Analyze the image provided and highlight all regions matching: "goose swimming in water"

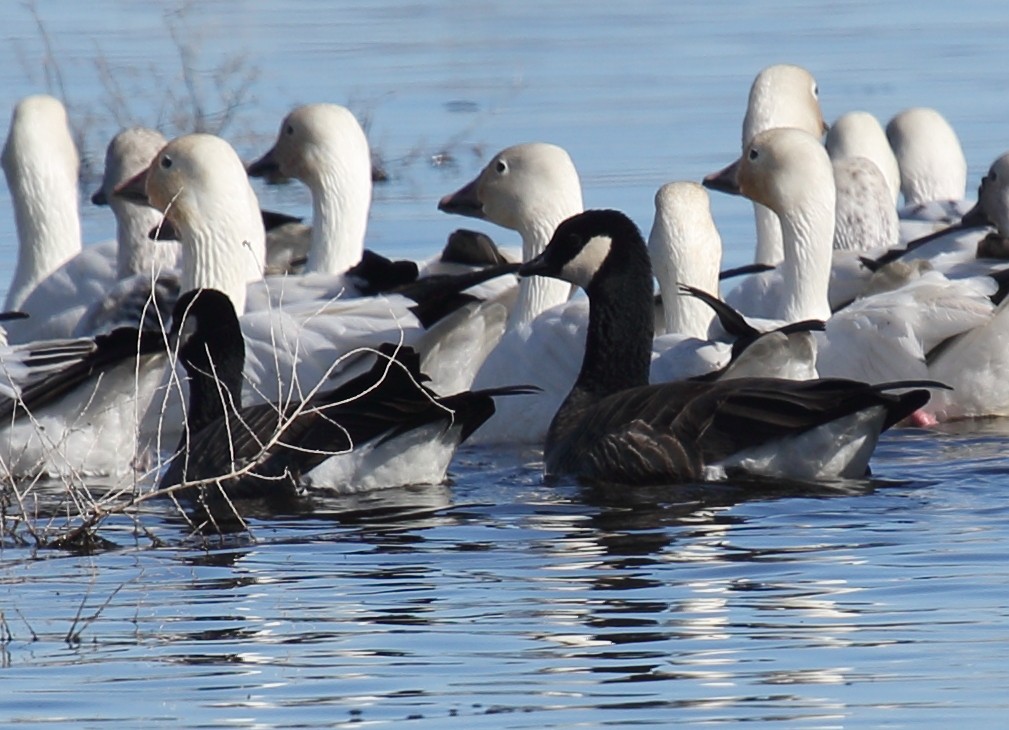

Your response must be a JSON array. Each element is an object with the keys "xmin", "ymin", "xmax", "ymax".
[
  {"xmin": 247, "ymin": 103, "xmax": 372, "ymax": 279},
  {"xmin": 707, "ymin": 127, "xmax": 1000, "ymax": 411},
  {"xmin": 825, "ymin": 111, "xmax": 901, "ymax": 206},
  {"xmin": 2, "ymin": 95, "xmax": 84, "ymax": 314},
  {"xmin": 887, "ymin": 107, "xmax": 968, "ymax": 211},
  {"xmin": 109, "ymin": 131, "xmax": 521, "ymax": 459},
  {"xmin": 736, "ymin": 64, "xmax": 827, "ymax": 266},
  {"xmin": 1, "ymin": 101, "xmax": 182, "ymax": 342},
  {"xmin": 158, "ymin": 288, "xmax": 534, "ymax": 521},
  {"xmin": 437, "ymin": 142, "xmax": 584, "ymax": 442},
  {"xmin": 518, "ymin": 209, "xmax": 933, "ymax": 485}
]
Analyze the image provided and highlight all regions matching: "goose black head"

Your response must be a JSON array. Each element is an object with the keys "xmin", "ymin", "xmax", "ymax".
[
  {"xmin": 519, "ymin": 209, "xmax": 648, "ymax": 291},
  {"xmin": 170, "ymin": 289, "xmax": 244, "ymax": 373}
]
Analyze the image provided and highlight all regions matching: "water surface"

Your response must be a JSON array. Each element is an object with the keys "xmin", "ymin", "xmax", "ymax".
[{"xmin": 3, "ymin": 2, "xmax": 1009, "ymax": 728}]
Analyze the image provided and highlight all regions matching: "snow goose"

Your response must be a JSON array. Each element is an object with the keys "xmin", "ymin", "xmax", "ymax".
[
  {"xmin": 646, "ymin": 182, "xmax": 733, "ymax": 380},
  {"xmin": 887, "ymin": 107, "xmax": 968, "ymax": 209},
  {"xmin": 247, "ymin": 103, "xmax": 371, "ymax": 277},
  {"xmin": 245, "ymin": 103, "xmax": 511, "ymax": 309},
  {"xmin": 1, "ymin": 95, "xmax": 98, "ymax": 316},
  {"xmin": 518, "ymin": 209, "xmax": 932, "ymax": 485},
  {"xmin": 90, "ymin": 127, "xmax": 180, "ymax": 279},
  {"xmin": 887, "ymin": 106, "xmax": 974, "ymax": 243},
  {"xmin": 735, "ymin": 64, "xmax": 827, "ymax": 265},
  {"xmin": 709, "ymin": 127, "xmax": 997, "ymax": 391},
  {"xmin": 158, "ymin": 289, "xmax": 533, "ymax": 522},
  {"xmin": 437, "ymin": 142, "xmax": 584, "ymax": 443},
  {"xmin": 71, "ymin": 126, "xmax": 183, "ymax": 337},
  {"xmin": 717, "ymin": 153, "xmax": 899, "ymax": 314},
  {"xmin": 113, "ymin": 133, "xmax": 519, "ymax": 447},
  {"xmin": 707, "ymin": 127, "xmax": 836, "ymax": 323},
  {"xmin": 3, "ymin": 111, "xmax": 177, "ymax": 341},
  {"xmin": 825, "ymin": 111, "xmax": 901, "ymax": 205}
]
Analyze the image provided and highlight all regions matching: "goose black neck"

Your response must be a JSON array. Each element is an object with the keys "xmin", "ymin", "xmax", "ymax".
[
  {"xmin": 183, "ymin": 344, "xmax": 244, "ymax": 435},
  {"xmin": 576, "ymin": 237, "xmax": 654, "ymax": 398},
  {"xmin": 173, "ymin": 290, "xmax": 246, "ymax": 436}
]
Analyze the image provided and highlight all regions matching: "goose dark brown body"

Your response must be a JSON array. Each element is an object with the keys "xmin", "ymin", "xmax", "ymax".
[{"xmin": 520, "ymin": 209, "xmax": 935, "ymax": 486}]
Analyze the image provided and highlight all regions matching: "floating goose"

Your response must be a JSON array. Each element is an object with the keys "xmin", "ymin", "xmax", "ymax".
[
  {"xmin": 112, "ymin": 132, "xmax": 519, "ymax": 453},
  {"xmin": 518, "ymin": 208, "xmax": 933, "ymax": 485},
  {"xmin": 735, "ymin": 64, "xmax": 827, "ymax": 265},
  {"xmin": 248, "ymin": 103, "xmax": 372, "ymax": 277},
  {"xmin": 708, "ymin": 127, "xmax": 998, "ymax": 402},
  {"xmin": 1, "ymin": 101, "xmax": 181, "ymax": 343},
  {"xmin": 158, "ymin": 288, "xmax": 534, "ymax": 521},
  {"xmin": 437, "ymin": 142, "xmax": 586, "ymax": 442},
  {"xmin": 887, "ymin": 107, "xmax": 968, "ymax": 210},
  {"xmin": 825, "ymin": 110, "xmax": 901, "ymax": 205},
  {"xmin": 2, "ymin": 95, "xmax": 84, "ymax": 313}
]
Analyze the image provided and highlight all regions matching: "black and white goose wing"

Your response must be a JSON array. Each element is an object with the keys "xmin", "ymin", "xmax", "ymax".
[{"xmin": 548, "ymin": 379, "xmax": 932, "ymax": 486}]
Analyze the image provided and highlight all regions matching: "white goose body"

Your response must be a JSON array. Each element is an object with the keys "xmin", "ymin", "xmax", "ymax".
[
  {"xmin": 438, "ymin": 143, "xmax": 582, "ymax": 444},
  {"xmin": 0, "ymin": 340, "xmax": 166, "ymax": 479}
]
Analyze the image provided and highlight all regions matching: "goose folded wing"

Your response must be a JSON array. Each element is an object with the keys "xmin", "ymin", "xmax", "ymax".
[
  {"xmin": 676, "ymin": 378, "xmax": 928, "ymax": 463},
  {"xmin": 553, "ymin": 379, "xmax": 929, "ymax": 485},
  {"xmin": 0, "ymin": 328, "xmax": 165, "ymax": 421}
]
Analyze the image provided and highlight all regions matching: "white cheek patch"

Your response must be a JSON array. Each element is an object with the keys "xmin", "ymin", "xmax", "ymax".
[{"xmin": 561, "ymin": 234, "xmax": 612, "ymax": 289}]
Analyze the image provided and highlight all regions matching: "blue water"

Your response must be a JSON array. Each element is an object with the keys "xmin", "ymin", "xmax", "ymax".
[{"xmin": 3, "ymin": 1, "xmax": 1009, "ymax": 727}]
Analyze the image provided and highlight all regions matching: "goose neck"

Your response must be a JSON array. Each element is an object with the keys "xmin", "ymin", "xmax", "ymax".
[
  {"xmin": 778, "ymin": 203, "xmax": 833, "ymax": 322},
  {"xmin": 753, "ymin": 202, "xmax": 784, "ymax": 265},
  {"xmin": 3, "ymin": 161, "xmax": 82, "ymax": 309},
  {"xmin": 114, "ymin": 201, "xmax": 179, "ymax": 278},
  {"xmin": 181, "ymin": 229, "xmax": 263, "ymax": 315},
  {"xmin": 306, "ymin": 166, "xmax": 369, "ymax": 275},
  {"xmin": 510, "ymin": 217, "xmax": 575, "ymax": 327},
  {"xmin": 573, "ymin": 261, "xmax": 654, "ymax": 400}
]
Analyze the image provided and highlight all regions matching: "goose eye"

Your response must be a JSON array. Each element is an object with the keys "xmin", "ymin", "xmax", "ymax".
[
  {"xmin": 812, "ymin": 83, "xmax": 819, "ymax": 98},
  {"xmin": 285, "ymin": 124, "xmax": 294, "ymax": 136},
  {"xmin": 495, "ymin": 159, "xmax": 507, "ymax": 174},
  {"xmin": 160, "ymin": 156, "xmax": 173, "ymax": 169},
  {"xmin": 991, "ymin": 171, "xmax": 999, "ymax": 182},
  {"xmin": 748, "ymin": 148, "xmax": 759, "ymax": 161}
]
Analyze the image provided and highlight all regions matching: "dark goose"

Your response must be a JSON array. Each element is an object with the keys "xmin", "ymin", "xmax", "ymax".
[
  {"xmin": 518, "ymin": 209, "xmax": 936, "ymax": 486},
  {"xmin": 158, "ymin": 289, "xmax": 535, "ymax": 519}
]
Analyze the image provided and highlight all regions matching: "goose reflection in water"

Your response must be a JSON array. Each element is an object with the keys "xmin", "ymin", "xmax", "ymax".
[{"xmin": 504, "ymin": 477, "xmax": 887, "ymax": 696}]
